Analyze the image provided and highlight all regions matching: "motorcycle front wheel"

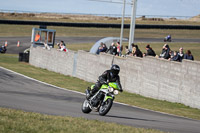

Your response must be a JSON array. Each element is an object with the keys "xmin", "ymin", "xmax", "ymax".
[
  {"xmin": 99, "ymin": 98, "xmax": 113, "ymax": 116},
  {"xmin": 82, "ymin": 99, "xmax": 92, "ymax": 113}
]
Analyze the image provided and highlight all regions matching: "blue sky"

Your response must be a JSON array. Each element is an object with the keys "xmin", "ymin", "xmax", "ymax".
[{"xmin": 0, "ymin": 0, "xmax": 200, "ymax": 17}]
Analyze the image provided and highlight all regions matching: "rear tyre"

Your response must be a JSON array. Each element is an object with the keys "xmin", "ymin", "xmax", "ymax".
[
  {"xmin": 82, "ymin": 99, "xmax": 92, "ymax": 113},
  {"xmin": 99, "ymin": 98, "xmax": 113, "ymax": 116}
]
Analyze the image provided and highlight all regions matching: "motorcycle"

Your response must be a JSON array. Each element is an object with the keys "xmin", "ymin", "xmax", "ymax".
[
  {"xmin": 81, "ymin": 82, "xmax": 120, "ymax": 116},
  {"xmin": 0, "ymin": 46, "xmax": 7, "ymax": 53},
  {"xmin": 164, "ymin": 36, "xmax": 172, "ymax": 42}
]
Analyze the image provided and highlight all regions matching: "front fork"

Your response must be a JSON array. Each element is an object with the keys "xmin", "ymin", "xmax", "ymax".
[{"xmin": 103, "ymin": 94, "xmax": 115, "ymax": 102}]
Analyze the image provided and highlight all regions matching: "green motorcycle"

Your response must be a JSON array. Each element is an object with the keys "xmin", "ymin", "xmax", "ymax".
[{"xmin": 82, "ymin": 82, "xmax": 120, "ymax": 116}]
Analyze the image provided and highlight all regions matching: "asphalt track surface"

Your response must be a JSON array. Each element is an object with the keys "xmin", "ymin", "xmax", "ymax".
[
  {"xmin": 1, "ymin": 67, "xmax": 200, "ymax": 133},
  {"xmin": 0, "ymin": 36, "xmax": 200, "ymax": 54}
]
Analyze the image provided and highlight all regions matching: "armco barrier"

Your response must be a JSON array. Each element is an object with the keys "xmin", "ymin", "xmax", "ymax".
[{"xmin": 30, "ymin": 46, "xmax": 200, "ymax": 109}]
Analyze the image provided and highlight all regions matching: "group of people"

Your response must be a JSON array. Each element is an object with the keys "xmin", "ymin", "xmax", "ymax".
[
  {"xmin": 57, "ymin": 40, "xmax": 68, "ymax": 52},
  {"xmin": 97, "ymin": 41, "xmax": 123, "ymax": 56},
  {"xmin": 159, "ymin": 44, "xmax": 194, "ymax": 61},
  {"xmin": 98, "ymin": 41, "xmax": 194, "ymax": 62}
]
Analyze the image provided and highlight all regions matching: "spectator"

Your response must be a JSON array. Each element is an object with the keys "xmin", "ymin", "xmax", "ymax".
[
  {"xmin": 97, "ymin": 42, "xmax": 107, "ymax": 54},
  {"xmin": 132, "ymin": 45, "xmax": 143, "ymax": 58},
  {"xmin": 159, "ymin": 44, "xmax": 170, "ymax": 59},
  {"xmin": 116, "ymin": 41, "xmax": 123, "ymax": 56},
  {"xmin": 125, "ymin": 46, "xmax": 131, "ymax": 56},
  {"xmin": 106, "ymin": 42, "xmax": 117, "ymax": 55},
  {"xmin": 57, "ymin": 40, "xmax": 66, "ymax": 50},
  {"xmin": 169, "ymin": 51, "xmax": 180, "ymax": 62},
  {"xmin": 131, "ymin": 43, "xmax": 135, "ymax": 48},
  {"xmin": 178, "ymin": 47, "xmax": 184, "ymax": 62},
  {"xmin": 34, "ymin": 32, "xmax": 41, "ymax": 42},
  {"xmin": 102, "ymin": 43, "xmax": 107, "ymax": 52},
  {"xmin": 143, "ymin": 44, "xmax": 156, "ymax": 57},
  {"xmin": 60, "ymin": 40, "xmax": 66, "ymax": 46},
  {"xmin": 57, "ymin": 43, "xmax": 68, "ymax": 52},
  {"xmin": 130, "ymin": 43, "xmax": 136, "ymax": 53},
  {"xmin": 184, "ymin": 50, "xmax": 194, "ymax": 61},
  {"xmin": 57, "ymin": 42, "xmax": 61, "ymax": 49}
]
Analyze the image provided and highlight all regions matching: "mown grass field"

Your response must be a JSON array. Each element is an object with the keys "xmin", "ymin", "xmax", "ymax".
[
  {"xmin": 0, "ymin": 108, "xmax": 167, "ymax": 133},
  {"xmin": 1, "ymin": 24, "xmax": 200, "ymax": 39},
  {"xmin": 0, "ymin": 54, "xmax": 200, "ymax": 121}
]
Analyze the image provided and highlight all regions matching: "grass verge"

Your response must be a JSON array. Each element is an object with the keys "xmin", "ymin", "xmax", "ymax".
[
  {"xmin": 0, "ymin": 108, "xmax": 166, "ymax": 133},
  {"xmin": 0, "ymin": 54, "xmax": 200, "ymax": 120},
  {"xmin": 0, "ymin": 24, "xmax": 200, "ymax": 39}
]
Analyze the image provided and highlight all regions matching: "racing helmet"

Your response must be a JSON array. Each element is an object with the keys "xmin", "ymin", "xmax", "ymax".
[{"xmin": 111, "ymin": 64, "xmax": 120, "ymax": 76}]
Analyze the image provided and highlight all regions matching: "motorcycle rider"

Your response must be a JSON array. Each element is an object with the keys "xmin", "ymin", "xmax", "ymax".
[{"xmin": 87, "ymin": 64, "xmax": 123, "ymax": 99}]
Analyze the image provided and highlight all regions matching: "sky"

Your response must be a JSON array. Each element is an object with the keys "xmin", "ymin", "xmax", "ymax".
[{"xmin": 0, "ymin": 0, "xmax": 200, "ymax": 18}]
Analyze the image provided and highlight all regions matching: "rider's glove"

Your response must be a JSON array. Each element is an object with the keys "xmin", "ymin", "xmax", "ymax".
[{"xmin": 103, "ymin": 81, "xmax": 108, "ymax": 85}]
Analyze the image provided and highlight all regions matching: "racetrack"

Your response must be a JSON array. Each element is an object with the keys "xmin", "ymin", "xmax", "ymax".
[
  {"xmin": 0, "ymin": 67, "xmax": 200, "ymax": 133},
  {"xmin": 1, "ymin": 36, "xmax": 200, "ymax": 54}
]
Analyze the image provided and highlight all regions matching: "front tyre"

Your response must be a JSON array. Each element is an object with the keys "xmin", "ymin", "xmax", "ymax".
[
  {"xmin": 99, "ymin": 98, "xmax": 113, "ymax": 116},
  {"xmin": 82, "ymin": 99, "xmax": 92, "ymax": 113}
]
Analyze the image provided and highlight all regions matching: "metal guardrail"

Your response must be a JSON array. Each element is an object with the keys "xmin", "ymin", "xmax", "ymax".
[{"xmin": 0, "ymin": 19, "xmax": 200, "ymax": 29}]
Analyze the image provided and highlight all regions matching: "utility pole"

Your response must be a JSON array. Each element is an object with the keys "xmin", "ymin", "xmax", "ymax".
[
  {"xmin": 128, "ymin": 0, "xmax": 137, "ymax": 50},
  {"xmin": 119, "ymin": 0, "xmax": 126, "ymax": 56}
]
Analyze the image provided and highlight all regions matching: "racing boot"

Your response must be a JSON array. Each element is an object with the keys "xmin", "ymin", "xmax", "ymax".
[{"xmin": 86, "ymin": 87, "xmax": 94, "ymax": 100}]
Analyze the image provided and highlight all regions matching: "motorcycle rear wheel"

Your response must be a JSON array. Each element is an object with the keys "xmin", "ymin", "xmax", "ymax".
[
  {"xmin": 99, "ymin": 98, "xmax": 113, "ymax": 116},
  {"xmin": 82, "ymin": 99, "xmax": 92, "ymax": 113}
]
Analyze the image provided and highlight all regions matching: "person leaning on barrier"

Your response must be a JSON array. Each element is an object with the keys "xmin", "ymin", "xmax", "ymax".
[
  {"xmin": 159, "ymin": 44, "xmax": 170, "ymax": 59},
  {"xmin": 168, "ymin": 51, "xmax": 180, "ymax": 62},
  {"xmin": 106, "ymin": 42, "xmax": 117, "ymax": 55},
  {"xmin": 184, "ymin": 50, "xmax": 194, "ymax": 61},
  {"xmin": 178, "ymin": 47, "xmax": 184, "ymax": 62},
  {"xmin": 125, "ymin": 46, "xmax": 131, "ymax": 56},
  {"xmin": 132, "ymin": 45, "xmax": 143, "ymax": 58},
  {"xmin": 97, "ymin": 42, "xmax": 107, "ymax": 54},
  {"xmin": 143, "ymin": 44, "xmax": 156, "ymax": 57}
]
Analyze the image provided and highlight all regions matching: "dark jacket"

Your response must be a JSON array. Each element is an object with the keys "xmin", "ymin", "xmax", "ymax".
[
  {"xmin": 146, "ymin": 48, "xmax": 156, "ymax": 56},
  {"xmin": 184, "ymin": 54, "xmax": 194, "ymax": 60},
  {"xmin": 178, "ymin": 52, "xmax": 184, "ymax": 62},
  {"xmin": 98, "ymin": 70, "xmax": 122, "ymax": 91},
  {"xmin": 106, "ymin": 45, "xmax": 117, "ymax": 55},
  {"xmin": 133, "ymin": 49, "xmax": 143, "ymax": 57},
  {"xmin": 170, "ymin": 54, "xmax": 180, "ymax": 62},
  {"xmin": 160, "ymin": 48, "xmax": 170, "ymax": 59}
]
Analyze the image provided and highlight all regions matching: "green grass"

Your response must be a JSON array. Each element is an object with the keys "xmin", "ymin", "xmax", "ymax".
[
  {"xmin": 0, "ymin": 24, "xmax": 200, "ymax": 40},
  {"xmin": 0, "ymin": 54, "xmax": 200, "ymax": 120},
  {"xmin": 0, "ymin": 108, "xmax": 166, "ymax": 133}
]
